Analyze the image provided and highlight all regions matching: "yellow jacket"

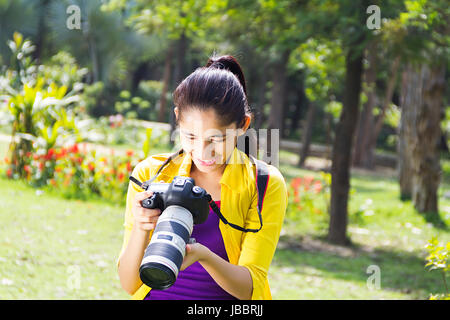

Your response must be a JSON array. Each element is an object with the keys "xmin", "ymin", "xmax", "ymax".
[{"xmin": 118, "ymin": 147, "xmax": 288, "ymax": 300}]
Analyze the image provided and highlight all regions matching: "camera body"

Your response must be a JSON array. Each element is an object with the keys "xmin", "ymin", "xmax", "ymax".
[
  {"xmin": 140, "ymin": 176, "xmax": 210, "ymax": 225},
  {"xmin": 131, "ymin": 175, "xmax": 211, "ymax": 290}
]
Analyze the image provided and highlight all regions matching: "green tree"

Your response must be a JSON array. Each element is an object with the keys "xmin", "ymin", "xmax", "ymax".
[{"xmin": 395, "ymin": 0, "xmax": 448, "ymax": 218}]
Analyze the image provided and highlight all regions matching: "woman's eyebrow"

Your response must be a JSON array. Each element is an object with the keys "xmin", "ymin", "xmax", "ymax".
[{"xmin": 181, "ymin": 129, "xmax": 226, "ymax": 138}]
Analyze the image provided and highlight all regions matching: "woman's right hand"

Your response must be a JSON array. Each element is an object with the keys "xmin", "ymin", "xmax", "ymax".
[{"xmin": 132, "ymin": 191, "xmax": 162, "ymax": 232}]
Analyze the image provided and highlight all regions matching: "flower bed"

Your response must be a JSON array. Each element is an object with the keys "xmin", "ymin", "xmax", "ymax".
[{"xmin": 1, "ymin": 142, "xmax": 141, "ymax": 204}]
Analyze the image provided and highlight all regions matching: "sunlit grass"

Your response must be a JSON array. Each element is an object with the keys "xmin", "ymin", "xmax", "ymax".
[{"xmin": 0, "ymin": 177, "xmax": 129, "ymax": 299}]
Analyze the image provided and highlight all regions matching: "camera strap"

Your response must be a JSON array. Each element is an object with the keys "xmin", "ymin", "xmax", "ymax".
[
  {"xmin": 207, "ymin": 155, "xmax": 269, "ymax": 233},
  {"xmin": 150, "ymin": 148, "xmax": 270, "ymax": 233},
  {"xmin": 144, "ymin": 148, "xmax": 185, "ymax": 186}
]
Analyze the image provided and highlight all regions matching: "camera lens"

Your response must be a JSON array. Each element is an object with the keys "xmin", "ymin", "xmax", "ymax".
[{"xmin": 139, "ymin": 205, "xmax": 193, "ymax": 290}]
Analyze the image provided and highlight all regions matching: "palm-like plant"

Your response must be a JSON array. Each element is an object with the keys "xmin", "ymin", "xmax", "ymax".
[{"xmin": 2, "ymin": 33, "xmax": 82, "ymax": 179}]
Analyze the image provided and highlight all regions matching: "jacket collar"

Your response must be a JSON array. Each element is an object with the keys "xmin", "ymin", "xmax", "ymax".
[{"xmin": 170, "ymin": 146, "xmax": 251, "ymax": 194}]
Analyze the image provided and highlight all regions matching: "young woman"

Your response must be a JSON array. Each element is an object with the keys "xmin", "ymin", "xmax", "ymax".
[{"xmin": 117, "ymin": 55, "xmax": 288, "ymax": 300}]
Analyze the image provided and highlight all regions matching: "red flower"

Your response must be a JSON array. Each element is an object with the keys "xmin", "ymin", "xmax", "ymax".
[
  {"xmin": 291, "ymin": 177, "xmax": 302, "ymax": 190},
  {"xmin": 126, "ymin": 149, "xmax": 134, "ymax": 157},
  {"xmin": 313, "ymin": 181, "xmax": 323, "ymax": 194},
  {"xmin": 56, "ymin": 148, "xmax": 67, "ymax": 159},
  {"xmin": 88, "ymin": 163, "xmax": 95, "ymax": 172},
  {"xmin": 6, "ymin": 168, "xmax": 12, "ymax": 178},
  {"xmin": 24, "ymin": 165, "xmax": 31, "ymax": 174},
  {"xmin": 48, "ymin": 148, "xmax": 55, "ymax": 159},
  {"xmin": 69, "ymin": 144, "xmax": 79, "ymax": 154},
  {"xmin": 118, "ymin": 172, "xmax": 125, "ymax": 182}
]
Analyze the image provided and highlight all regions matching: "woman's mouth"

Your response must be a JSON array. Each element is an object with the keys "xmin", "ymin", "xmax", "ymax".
[{"xmin": 196, "ymin": 158, "xmax": 216, "ymax": 166}]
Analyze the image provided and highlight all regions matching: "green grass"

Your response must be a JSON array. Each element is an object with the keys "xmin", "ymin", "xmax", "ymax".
[
  {"xmin": 271, "ymin": 157, "xmax": 450, "ymax": 300},
  {"xmin": 0, "ymin": 177, "xmax": 129, "ymax": 299},
  {"xmin": 0, "ymin": 137, "xmax": 449, "ymax": 299}
]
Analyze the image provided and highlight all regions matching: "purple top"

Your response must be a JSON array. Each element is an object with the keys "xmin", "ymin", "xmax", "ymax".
[{"xmin": 145, "ymin": 201, "xmax": 238, "ymax": 300}]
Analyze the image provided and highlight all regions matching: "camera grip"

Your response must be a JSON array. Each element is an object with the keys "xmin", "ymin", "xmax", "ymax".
[{"xmin": 141, "ymin": 194, "xmax": 157, "ymax": 209}]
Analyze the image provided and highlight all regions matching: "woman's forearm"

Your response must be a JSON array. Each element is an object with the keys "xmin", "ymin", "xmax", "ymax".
[
  {"xmin": 199, "ymin": 248, "xmax": 253, "ymax": 300},
  {"xmin": 117, "ymin": 226, "xmax": 150, "ymax": 295}
]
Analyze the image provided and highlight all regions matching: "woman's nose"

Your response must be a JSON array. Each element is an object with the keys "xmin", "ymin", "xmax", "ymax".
[{"xmin": 196, "ymin": 140, "xmax": 215, "ymax": 159}]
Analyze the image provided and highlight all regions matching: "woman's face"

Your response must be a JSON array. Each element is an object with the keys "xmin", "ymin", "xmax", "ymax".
[{"xmin": 174, "ymin": 107, "xmax": 250, "ymax": 175}]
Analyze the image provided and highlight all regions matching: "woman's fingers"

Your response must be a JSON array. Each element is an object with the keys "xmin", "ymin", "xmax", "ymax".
[
  {"xmin": 132, "ymin": 190, "xmax": 162, "ymax": 232},
  {"xmin": 134, "ymin": 190, "xmax": 153, "ymax": 207}
]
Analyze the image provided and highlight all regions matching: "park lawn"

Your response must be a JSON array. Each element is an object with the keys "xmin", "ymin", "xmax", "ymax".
[
  {"xmin": 273, "ymin": 160, "xmax": 450, "ymax": 300},
  {"xmin": 0, "ymin": 177, "xmax": 129, "ymax": 299},
  {"xmin": 0, "ymin": 136, "xmax": 449, "ymax": 299}
]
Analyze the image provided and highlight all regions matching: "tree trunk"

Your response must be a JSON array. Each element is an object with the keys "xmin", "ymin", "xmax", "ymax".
[
  {"xmin": 353, "ymin": 41, "xmax": 377, "ymax": 169},
  {"xmin": 410, "ymin": 63, "xmax": 445, "ymax": 215},
  {"xmin": 290, "ymin": 76, "xmax": 307, "ymax": 135},
  {"xmin": 398, "ymin": 63, "xmax": 416, "ymax": 200},
  {"xmin": 327, "ymin": 44, "xmax": 364, "ymax": 246},
  {"xmin": 265, "ymin": 50, "xmax": 290, "ymax": 165},
  {"xmin": 158, "ymin": 44, "xmax": 173, "ymax": 122},
  {"xmin": 298, "ymin": 101, "xmax": 317, "ymax": 167}
]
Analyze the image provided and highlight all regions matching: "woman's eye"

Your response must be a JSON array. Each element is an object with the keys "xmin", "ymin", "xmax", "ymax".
[{"xmin": 211, "ymin": 138, "xmax": 225, "ymax": 143}]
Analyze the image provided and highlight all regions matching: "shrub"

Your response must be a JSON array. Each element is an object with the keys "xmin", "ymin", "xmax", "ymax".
[
  {"xmin": 425, "ymin": 237, "xmax": 450, "ymax": 300},
  {"xmin": 286, "ymin": 172, "xmax": 331, "ymax": 233}
]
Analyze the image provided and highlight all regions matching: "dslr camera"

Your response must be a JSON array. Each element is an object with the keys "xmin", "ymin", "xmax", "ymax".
[{"xmin": 129, "ymin": 175, "xmax": 210, "ymax": 290}]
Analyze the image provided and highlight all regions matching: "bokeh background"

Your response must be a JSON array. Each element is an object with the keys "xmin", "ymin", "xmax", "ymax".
[{"xmin": 0, "ymin": 0, "xmax": 449, "ymax": 299}]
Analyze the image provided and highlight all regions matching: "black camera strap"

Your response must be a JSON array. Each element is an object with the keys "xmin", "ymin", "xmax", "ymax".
[
  {"xmin": 147, "ymin": 148, "xmax": 270, "ymax": 233},
  {"xmin": 207, "ymin": 155, "xmax": 269, "ymax": 233}
]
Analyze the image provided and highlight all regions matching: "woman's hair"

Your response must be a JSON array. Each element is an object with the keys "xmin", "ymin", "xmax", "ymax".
[{"xmin": 173, "ymin": 55, "xmax": 252, "ymax": 129}]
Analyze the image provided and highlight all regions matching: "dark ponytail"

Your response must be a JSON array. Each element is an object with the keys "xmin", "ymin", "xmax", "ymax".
[{"xmin": 205, "ymin": 55, "xmax": 248, "ymax": 97}]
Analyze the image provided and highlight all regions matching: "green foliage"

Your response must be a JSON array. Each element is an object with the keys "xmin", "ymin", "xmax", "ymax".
[
  {"xmin": 425, "ymin": 237, "xmax": 450, "ymax": 299},
  {"xmin": 382, "ymin": 0, "xmax": 449, "ymax": 65},
  {"xmin": 324, "ymin": 101, "xmax": 343, "ymax": 122},
  {"xmin": 39, "ymin": 51, "xmax": 88, "ymax": 92},
  {"xmin": 291, "ymin": 39, "xmax": 345, "ymax": 104},
  {"xmin": 114, "ymin": 80, "xmax": 164, "ymax": 121},
  {"xmin": 2, "ymin": 33, "xmax": 83, "ymax": 179},
  {"xmin": 0, "ymin": 0, "xmax": 39, "ymax": 62}
]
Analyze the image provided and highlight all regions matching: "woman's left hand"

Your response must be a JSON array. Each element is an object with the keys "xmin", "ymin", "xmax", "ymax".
[{"xmin": 180, "ymin": 243, "xmax": 209, "ymax": 271}]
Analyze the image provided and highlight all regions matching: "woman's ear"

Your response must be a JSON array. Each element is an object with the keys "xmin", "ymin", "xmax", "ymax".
[
  {"xmin": 174, "ymin": 107, "xmax": 179, "ymax": 121},
  {"xmin": 240, "ymin": 115, "xmax": 251, "ymax": 133}
]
